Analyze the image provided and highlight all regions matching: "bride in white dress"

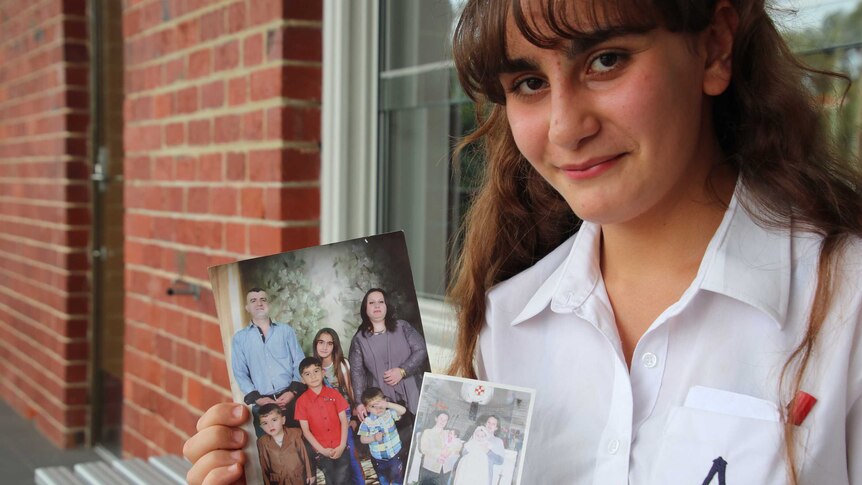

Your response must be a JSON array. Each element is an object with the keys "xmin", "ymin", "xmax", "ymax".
[{"xmin": 453, "ymin": 425, "xmax": 494, "ymax": 485}]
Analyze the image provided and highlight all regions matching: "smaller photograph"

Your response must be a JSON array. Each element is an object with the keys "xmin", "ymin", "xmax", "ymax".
[
  {"xmin": 404, "ymin": 374, "xmax": 535, "ymax": 485},
  {"xmin": 208, "ymin": 232, "xmax": 431, "ymax": 485}
]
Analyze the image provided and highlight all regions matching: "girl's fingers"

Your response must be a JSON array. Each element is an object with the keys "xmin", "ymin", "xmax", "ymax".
[
  {"xmin": 196, "ymin": 403, "xmax": 249, "ymax": 431},
  {"xmin": 183, "ymin": 424, "xmax": 247, "ymax": 464},
  {"xmin": 186, "ymin": 450, "xmax": 246, "ymax": 485}
]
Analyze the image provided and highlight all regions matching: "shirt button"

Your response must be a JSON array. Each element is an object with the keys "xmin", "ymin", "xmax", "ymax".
[
  {"xmin": 642, "ymin": 352, "xmax": 658, "ymax": 368},
  {"xmin": 607, "ymin": 439, "xmax": 620, "ymax": 454}
]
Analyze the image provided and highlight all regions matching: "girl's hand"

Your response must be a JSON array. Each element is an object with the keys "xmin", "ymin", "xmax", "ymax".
[{"xmin": 183, "ymin": 403, "xmax": 250, "ymax": 485}]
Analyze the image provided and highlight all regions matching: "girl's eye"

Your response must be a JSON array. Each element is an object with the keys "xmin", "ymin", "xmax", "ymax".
[
  {"xmin": 511, "ymin": 76, "xmax": 547, "ymax": 96},
  {"xmin": 588, "ymin": 52, "xmax": 624, "ymax": 73}
]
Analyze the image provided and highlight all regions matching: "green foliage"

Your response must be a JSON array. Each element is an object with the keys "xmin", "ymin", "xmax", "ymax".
[
  {"xmin": 244, "ymin": 253, "xmax": 328, "ymax": 353},
  {"xmin": 783, "ymin": 1, "xmax": 862, "ymax": 158}
]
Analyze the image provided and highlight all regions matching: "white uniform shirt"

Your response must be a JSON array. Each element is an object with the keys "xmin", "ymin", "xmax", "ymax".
[{"xmin": 478, "ymin": 195, "xmax": 862, "ymax": 484}]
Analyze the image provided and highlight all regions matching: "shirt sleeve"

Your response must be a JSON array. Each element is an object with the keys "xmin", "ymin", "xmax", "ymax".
[
  {"xmin": 358, "ymin": 419, "xmax": 373, "ymax": 437},
  {"xmin": 398, "ymin": 320, "xmax": 428, "ymax": 376},
  {"xmin": 283, "ymin": 324, "xmax": 305, "ymax": 382},
  {"xmin": 231, "ymin": 331, "xmax": 256, "ymax": 395},
  {"xmin": 348, "ymin": 335, "xmax": 367, "ymax": 403},
  {"xmin": 293, "ymin": 394, "xmax": 308, "ymax": 421}
]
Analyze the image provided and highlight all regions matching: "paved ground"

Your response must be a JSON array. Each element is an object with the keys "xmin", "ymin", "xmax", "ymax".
[{"xmin": 0, "ymin": 400, "xmax": 102, "ymax": 485}]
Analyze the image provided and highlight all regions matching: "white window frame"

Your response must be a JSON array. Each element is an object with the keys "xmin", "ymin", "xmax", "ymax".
[{"xmin": 322, "ymin": 0, "xmax": 456, "ymax": 372}]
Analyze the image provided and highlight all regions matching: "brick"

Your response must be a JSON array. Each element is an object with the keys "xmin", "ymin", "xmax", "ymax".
[
  {"xmin": 249, "ymin": 66, "xmax": 279, "ymax": 101},
  {"xmin": 248, "ymin": 224, "xmax": 282, "ymax": 255},
  {"xmin": 242, "ymin": 33, "xmax": 263, "ymax": 67},
  {"xmin": 175, "ymin": 86, "xmax": 198, "ymax": 114},
  {"xmin": 225, "ymin": 152, "xmax": 246, "ymax": 181},
  {"xmin": 266, "ymin": 187, "xmax": 320, "ymax": 221},
  {"xmin": 225, "ymin": 223, "xmax": 247, "ymax": 254},
  {"xmin": 226, "ymin": 2, "xmax": 246, "ymax": 34},
  {"xmin": 282, "ymin": 65, "xmax": 322, "ymax": 101},
  {"xmin": 175, "ymin": 156, "xmax": 196, "ymax": 180},
  {"xmin": 240, "ymin": 187, "xmax": 264, "ymax": 218},
  {"xmin": 187, "ymin": 187, "xmax": 209, "ymax": 213},
  {"xmin": 187, "ymin": 119, "xmax": 211, "ymax": 145},
  {"xmin": 214, "ymin": 39, "xmax": 239, "ymax": 71},
  {"xmin": 209, "ymin": 187, "xmax": 237, "ymax": 216},
  {"xmin": 268, "ymin": 106, "xmax": 320, "ymax": 143},
  {"xmin": 153, "ymin": 156, "xmax": 174, "ymax": 180},
  {"xmin": 242, "ymin": 110, "xmax": 264, "ymax": 140},
  {"xmin": 153, "ymin": 93, "xmax": 173, "ymax": 118},
  {"xmin": 282, "ymin": 27, "xmax": 321, "ymax": 62},
  {"xmin": 201, "ymin": 79, "xmax": 225, "ymax": 109},
  {"xmin": 227, "ymin": 77, "xmax": 246, "ymax": 106},
  {"xmin": 198, "ymin": 153, "xmax": 222, "ymax": 181},
  {"xmin": 199, "ymin": 8, "xmax": 225, "ymax": 42},
  {"xmin": 213, "ymin": 114, "xmax": 241, "ymax": 143},
  {"xmin": 164, "ymin": 122, "xmax": 185, "ymax": 146},
  {"xmin": 284, "ymin": 0, "xmax": 322, "ymax": 21},
  {"xmin": 188, "ymin": 48, "xmax": 211, "ymax": 79},
  {"xmin": 164, "ymin": 57, "xmax": 185, "ymax": 84}
]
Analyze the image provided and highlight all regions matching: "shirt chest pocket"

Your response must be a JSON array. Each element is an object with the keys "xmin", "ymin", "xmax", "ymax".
[
  {"xmin": 266, "ymin": 340, "xmax": 292, "ymax": 360},
  {"xmin": 651, "ymin": 393, "xmax": 808, "ymax": 484}
]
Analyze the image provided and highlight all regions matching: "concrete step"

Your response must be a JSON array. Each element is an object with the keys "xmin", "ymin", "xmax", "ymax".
[{"xmin": 35, "ymin": 454, "xmax": 191, "ymax": 485}]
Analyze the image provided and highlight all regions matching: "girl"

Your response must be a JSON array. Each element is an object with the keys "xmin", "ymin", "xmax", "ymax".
[
  {"xmin": 313, "ymin": 328, "xmax": 365, "ymax": 484},
  {"xmin": 183, "ymin": 1, "xmax": 862, "ymax": 483}
]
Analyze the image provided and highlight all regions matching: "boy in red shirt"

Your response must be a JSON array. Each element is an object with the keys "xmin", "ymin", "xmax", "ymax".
[{"xmin": 293, "ymin": 357, "xmax": 351, "ymax": 484}]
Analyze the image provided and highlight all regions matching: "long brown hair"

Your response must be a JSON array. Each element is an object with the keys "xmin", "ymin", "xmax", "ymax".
[
  {"xmin": 446, "ymin": 0, "xmax": 862, "ymax": 482},
  {"xmin": 313, "ymin": 327, "xmax": 354, "ymax": 404}
]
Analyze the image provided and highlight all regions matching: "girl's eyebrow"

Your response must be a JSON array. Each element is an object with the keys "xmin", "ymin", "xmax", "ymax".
[{"xmin": 500, "ymin": 26, "xmax": 648, "ymax": 73}]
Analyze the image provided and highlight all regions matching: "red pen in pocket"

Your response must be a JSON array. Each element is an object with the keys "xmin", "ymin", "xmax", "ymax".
[{"xmin": 788, "ymin": 391, "xmax": 817, "ymax": 426}]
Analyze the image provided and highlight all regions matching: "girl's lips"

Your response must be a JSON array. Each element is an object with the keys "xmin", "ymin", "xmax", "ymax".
[{"xmin": 560, "ymin": 154, "xmax": 624, "ymax": 180}]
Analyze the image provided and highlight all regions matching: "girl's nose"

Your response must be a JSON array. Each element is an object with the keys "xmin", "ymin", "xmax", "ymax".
[{"xmin": 547, "ymin": 86, "xmax": 600, "ymax": 149}]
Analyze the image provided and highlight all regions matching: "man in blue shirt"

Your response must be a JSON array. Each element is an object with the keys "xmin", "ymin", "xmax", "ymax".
[{"xmin": 231, "ymin": 287, "xmax": 306, "ymax": 436}]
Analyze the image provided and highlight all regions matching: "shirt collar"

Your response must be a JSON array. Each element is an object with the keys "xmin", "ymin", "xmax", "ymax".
[{"xmin": 511, "ymin": 191, "xmax": 791, "ymax": 329}]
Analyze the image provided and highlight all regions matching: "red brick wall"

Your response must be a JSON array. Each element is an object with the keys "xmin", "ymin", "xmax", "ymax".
[
  {"xmin": 0, "ymin": 0, "xmax": 92, "ymax": 448},
  {"xmin": 121, "ymin": 0, "xmax": 322, "ymax": 457}
]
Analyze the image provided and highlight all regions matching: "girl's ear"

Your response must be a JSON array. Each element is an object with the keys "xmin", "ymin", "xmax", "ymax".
[{"xmin": 702, "ymin": 0, "xmax": 738, "ymax": 96}]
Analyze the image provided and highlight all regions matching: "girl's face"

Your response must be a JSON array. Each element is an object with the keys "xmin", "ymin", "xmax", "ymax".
[
  {"xmin": 366, "ymin": 291, "xmax": 387, "ymax": 323},
  {"xmin": 435, "ymin": 413, "xmax": 449, "ymax": 428},
  {"xmin": 499, "ymin": 4, "xmax": 733, "ymax": 228},
  {"xmin": 315, "ymin": 333, "xmax": 335, "ymax": 360}
]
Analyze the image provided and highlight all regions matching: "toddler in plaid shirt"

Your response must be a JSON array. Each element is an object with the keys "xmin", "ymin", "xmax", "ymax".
[{"xmin": 358, "ymin": 387, "xmax": 407, "ymax": 485}]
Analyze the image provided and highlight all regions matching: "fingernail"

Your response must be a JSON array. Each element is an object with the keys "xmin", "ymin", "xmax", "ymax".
[
  {"xmin": 232, "ymin": 405, "xmax": 243, "ymax": 418},
  {"xmin": 232, "ymin": 429, "xmax": 244, "ymax": 443},
  {"xmin": 230, "ymin": 450, "xmax": 243, "ymax": 460}
]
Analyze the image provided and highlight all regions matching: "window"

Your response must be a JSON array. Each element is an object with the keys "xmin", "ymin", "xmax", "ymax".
[{"xmin": 322, "ymin": 0, "xmax": 474, "ymax": 368}]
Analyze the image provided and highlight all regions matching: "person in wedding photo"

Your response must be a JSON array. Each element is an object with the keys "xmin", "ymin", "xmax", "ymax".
[
  {"xmin": 417, "ymin": 411, "xmax": 450, "ymax": 485},
  {"xmin": 452, "ymin": 425, "xmax": 501, "ymax": 485}
]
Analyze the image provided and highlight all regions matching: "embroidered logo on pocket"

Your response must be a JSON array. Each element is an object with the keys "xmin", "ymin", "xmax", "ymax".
[{"xmin": 701, "ymin": 456, "xmax": 727, "ymax": 485}]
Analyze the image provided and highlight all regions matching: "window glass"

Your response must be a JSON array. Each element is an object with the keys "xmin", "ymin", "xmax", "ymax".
[
  {"xmin": 378, "ymin": 0, "xmax": 477, "ymax": 299},
  {"xmin": 776, "ymin": 0, "xmax": 862, "ymax": 157}
]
